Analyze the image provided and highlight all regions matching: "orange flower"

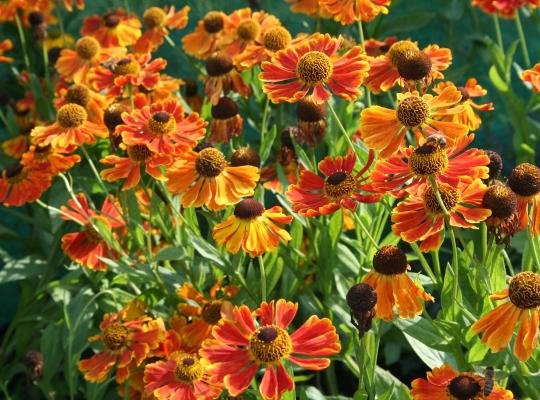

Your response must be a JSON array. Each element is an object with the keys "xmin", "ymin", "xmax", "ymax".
[
  {"xmin": 182, "ymin": 11, "xmax": 228, "ymax": 59},
  {"xmin": 2, "ymin": 125, "xmax": 33, "ymax": 159},
  {"xmin": 365, "ymin": 40, "xmax": 451, "ymax": 93},
  {"xmin": 209, "ymin": 97, "xmax": 243, "ymax": 143},
  {"xmin": 471, "ymin": 271, "xmax": 540, "ymax": 362},
  {"xmin": 176, "ymin": 281, "xmax": 238, "ymax": 349},
  {"xmin": 392, "ymin": 179, "xmax": 491, "ymax": 251},
  {"xmin": 118, "ymin": 100, "xmax": 206, "ymax": 155},
  {"xmin": 433, "ymin": 79, "xmax": 493, "ymax": 131},
  {"xmin": 411, "ymin": 364, "xmax": 514, "ymax": 399},
  {"xmin": 132, "ymin": 6, "xmax": 190, "ymax": 54},
  {"xmin": 62, "ymin": 0, "xmax": 84, "ymax": 12},
  {"xmin": 0, "ymin": 162, "xmax": 52, "ymax": 207},
  {"xmin": 213, "ymin": 199, "xmax": 293, "ymax": 257},
  {"xmin": 359, "ymin": 86, "xmax": 468, "ymax": 158},
  {"xmin": 78, "ymin": 309, "xmax": 165, "ymax": 383},
  {"xmin": 472, "ymin": 0, "xmax": 540, "ymax": 18},
  {"xmin": 260, "ymin": 33, "xmax": 369, "ymax": 103},
  {"xmin": 363, "ymin": 245, "xmax": 434, "ymax": 321},
  {"xmin": 319, "ymin": 0, "xmax": 391, "ymax": 24},
  {"xmin": 31, "ymin": 103, "xmax": 108, "ymax": 148},
  {"xmin": 370, "ymin": 134, "xmax": 489, "ymax": 197},
  {"xmin": 522, "ymin": 63, "xmax": 540, "ymax": 92},
  {"xmin": 81, "ymin": 9, "xmax": 142, "ymax": 47},
  {"xmin": 0, "ymin": 39, "xmax": 13, "ymax": 63},
  {"xmin": 201, "ymin": 299, "xmax": 341, "ymax": 399},
  {"xmin": 55, "ymin": 36, "xmax": 125, "ymax": 84},
  {"xmin": 364, "ymin": 36, "xmax": 398, "ymax": 57},
  {"xmin": 21, "ymin": 144, "xmax": 80, "ymax": 176},
  {"xmin": 284, "ymin": 0, "xmax": 332, "ymax": 17},
  {"xmin": 507, "ymin": 163, "xmax": 540, "ymax": 235},
  {"xmin": 286, "ymin": 152, "xmax": 380, "ymax": 217},
  {"xmin": 54, "ymin": 83, "xmax": 108, "ymax": 124},
  {"xmin": 261, "ymin": 160, "xmax": 298, "ymax": 194},
  {"xmin": 60, "ymin": 193, "xmax": 125, "ymax": 271},
  {"xmin": 204, "ymin": 52, "xmax": 250, "ymax": 105},
  {"xmin": 165, "ymin": 147, "xmax": 259, "ymax": 211}
]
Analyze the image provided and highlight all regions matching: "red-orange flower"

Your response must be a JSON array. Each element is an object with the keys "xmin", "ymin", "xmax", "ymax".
[
  {"xmin": 286, "ymin": 151, "xmax": 380, "ymax": 217},
  {"xmin": 78, "ymin": 310, "xmax": 165, "ymax": 383},
  {"xmin": 0, "ymin": 39, "xmax": 13, "ymax": 63},
  {"xmin": 392, "ymin": 179, "xmax": 491, "ymax": 251},
  {"xmin": 204, "ymin": 52, "xmax": 250, "ymax": 105},
  {"xmin": 370, "ymin": 134, "xmax": 489, "ymax": 197},
  {"xmin": 364, "ymin": 36, "xmax": 398, "ymax": 57},
  {"xmin": 363, "ymin": 245, "xmax": 434, "ymax": 321},
  {"xmin": 209, "ymin": 97, "xmax": 243, "ymax": 143},
  {"xmin": 260, "ymin": 33, "xmax": 369, "ymax": 103},
  {"xmin": 60, "ymin": 193, "xmax": 125, "ymax": 271},
  {"xmin": 0, "ymin": 162, "xmax": 52, "ymax": 207},
  {"xmin": 319, "ymin": 0, "xmax": 391, "ymax": 24},
  {"xmin": 81, "ymin": 9, "xmax": 141, "ymax": 47},
  {"xmin": 54, "ymin": 83, "xmax": 108, "ymax": 124},
  {"xmin": 472, "ymin": 0, "xmax": 540, "ymax": 18},
  {"xmin": 359, "ymin": 86, "xmax": 468, "ymax": 158},
  {"xmin": 471, "ymin": 271, "xmax": 540, "ymax": 362},
  {"xmin": 506, "ymin": 163, "xmax": 540, "ymax": 235},
  {"xmin": 201, "ymin": 299, "xmax": 341, "ymax": 399},
  {"xmin": 182, "ymin": 11, "xmax": 228, "ymax": 59},
  {"xmin": 62, "ymin": 0, "xmax": 84, "ymax": 12},
  {"xmin": 411, "ymin": 364, "xmax": 514, "ymax": 399},
  {"xmin": 522, "ymin": 63, "xmax": 540, "ymax": 92},
  {"xmin": 21, "ymin": 144, "xmax": 80, "ymax": 176},
  {"xmin": 285, "ymin": 0, "xmax": 331, "ymax": 17},
  {"xmin": 118, "ymin": 100, "xmax": 206, "ymax": 155},
  {"xmin": 2, "ymin": 125, "xmax": 33, "ymax": 159}
]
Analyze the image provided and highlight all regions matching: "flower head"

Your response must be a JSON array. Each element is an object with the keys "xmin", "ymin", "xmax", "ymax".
[
  {"xmin": 0, "ymin": 162, "xmax": 52, "ymax": 207},
  {"xmin": 507, "ymin": 163, "xmax": 540, "ymax": 235},
  {"xmin": 319, "ymin": 0, "xmax": 391, "ymax": 24},
  {"xmin": 522, "ymin": 63, "xmax": 540, "ymax": 92},
  {"xmin": 0, "ymin": 39, "xmax": 13, "ymax": 64},
  {"xmin": 204, "ymin": 52, "xmax": 250, "ymax": 105},
  {"xmin": 81, "ymin": 9, "xmax": 142, "ymax": 47},
  {"xmin": 182, "ymin": 11, "xmax": 228, "ymax": 59},
  {"xmin": 472, "ymin": 0, "xmax": 540, "ymax": 18}
]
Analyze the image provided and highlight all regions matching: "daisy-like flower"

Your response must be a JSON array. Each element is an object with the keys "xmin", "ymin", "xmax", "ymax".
[
  {"xmin": 0, "ymin": 162, "xmax": 52, "ymax": 207},
  {"xmin": 209, "ymin": 97, "xmax": 243, "ymax": 143},
  {"xmin": 204, "ymin": 52, "xmax": 250, "ymax": 105},
  {"xmin": 363, "ymin": 245, "xmax": 433, "ymax": 321},
  {"xmin": 284, "ymin": 0, "xmax": 331, "ymax": 17},
  {"xmin": 89, "ymin": 53, "xmax": 167, "ymax": 100},
  {"xmin": 132, "ymin": 5, "xmax": 190, "ymax": 54},
  {"xmin": 176, "ymin": 281, "xmax": 238, "ymax": 349},
  {"xmin": 365, "ymin": 40, "xmax": 451, "ymax": 94},
  {"xmin": 364, "ymin": 36, "xmax": 398, "ymax": 57},
  {"xmin": 286, "ymin": 151, "xmax": 380, "ymax": 217},
  {"xmin": 78, "ymin": 310, "xmax": 165, "ymax": 383},
  {"xmin": 31, "ymin": 103, "xmax": 108, "ymax": 148},
  {"xmin": 213, "ymin": 198, "xmax": 293, "ymax": 257},
  {"xmin": 118, "ymin": 100, "xmax": 207, "ymax": 155},
  {"xmin": 60, "ymin": 193, "xmax": 125, "ymax": 271},
  {"xmin": 182, "ymin": 11, "xmax": 228, "ymax": 59},
  {"xmin": 507, "ymin": 163, "xmax": 540, "ymax": 235},
  {"xmin": 370, "ymin": 134, "xmax": 489, "ymax": 197},
  {"xmin": 411, "ymin": 364, "xmax": 514, "ymax": 399},
  {"xmin": 433, "ymin": 79, "xmax": 493, "ymax": 131},
  {"xmin": 201, "ymin": 299, "xmax": 341, "ymax": 399},
  {"xmin": 472, "ymin": 0, "xmax": 540, "ymax": 18},
  {"xmin": 144, "ymin": 351, "xmax": 222, "ymax": 400},
  {"xmin": 166, "ymin": 147, "xmax": 259, "ymax": 211},
  {"xmin": 2, "ymin": 125, "xmax": 33, "ymax": 159},
  {"xmin": 21, "ymin": 144, "xmax": 80, "ymax": 176},
  {"xmin": 0, "ymin": 39, "xmax": 13, "ymax": 63},
  {"xmin": 359, "ymin": 86, "xmax": 468, "ymax": 158},
  {"xmin": 471, "ymin": 271, "xmax": 540, "ymax": 361},
  {"xmin": 55, "ymin": 36, "xmax": 125, "ymax": 84},
  {"xmin": 260, "ymin": 33, "xmax": 369, "ymax": 103},
  {"xmin": 483, "ymin": 184, "xmax": 521, "ymax": 245},
  {"xmin": 62, "ymin": 0, "xmax": 84, "ymax": 12},
  {"xmin": 319, "ymin": 0, "xmax": 391, "ymax": 24},
  {"xmin": 522, "ymin": 63, "xmax": 540, "ymax": 92},
  {"xmin": 81, "ymin": 9, "xmax": 142, "ymax": 48},
  {"xmin": 392, "ymin": 179, "xmax": 491, "ymax": 251},
  {"xmin": 54, "ymin": 83, "xmax": 108, "ymax": 124},
  {"xmin": 295, "ymin": 96, "xmax": 328, "ymax": 147}
]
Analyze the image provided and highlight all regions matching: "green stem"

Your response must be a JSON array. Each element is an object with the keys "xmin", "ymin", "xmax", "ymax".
[
  {"xmin": 258, "ymin": 255, "xmax": 267, "ymax": 302},
  {"xmin": 14, "ymin": 13, "xmax": 31, "ymax": 71},
  {"xmin": 515, "ymin": 12, "xmax": 531, "ymax": 67},
  {"xmin": 260, "ymin": 96, "xmax": 270, "ymax": 149},
  {"xmin": 356, "ymin": 335, "xmax": 366, "ymax": 393},
  {"xmin": 357, "ymin": 20, "xmax": 372, "ymax": 107},
  {"xmin": 502, "ymin": 249, "xmax": 515, "ymax": 276},
  {"xmin": 352, "ymin": 210, "xmax": 379, "ymax": 250},
  {"xmin": 492, "ymin": 14, "xmax": 504, "ymax": 49},
  {"xmin": 54, "ymin": 6, "xmax": 68, "ymax": 48},
  {"xmin": 327, "ymin": 101, "xmax": 361, "ymax": 159},
  {"xmin": 127, "ymin": 83, "xmax": 135, "ymax": 110},
  {"xmin": 35, "ymin": 199, "xmax": 78, "ymax": 221},
  {"xmin": 369, "ymin": 324, "xmax": 381, "ymax": 400},
  {"xmin": 80, "ymin": 145, "xmax": 109, "ymax": 194},
  {"xmin": 431, "ymin": 250, "xmax": 442, "ymax": 284},
  {"xmin": 480, "ymin": 222, "xmax": 488, "ymax": 264},
  {"xmin": 410, "ymin": 243, "xmax": 438, "ymax": 286},
  {"xmin": 123, "ymin": 0, "xmax": 130, "ymax": 13},
  {"xmin": 527, "ymin": 226, "xmax": 540, "ymax": 271}
]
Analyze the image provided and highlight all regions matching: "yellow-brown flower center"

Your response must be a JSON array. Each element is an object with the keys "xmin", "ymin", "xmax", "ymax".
[
  {"xmin": 127, "ymin": 145, "xmax": 153, "ymax": 163},
  {"xmin": 447, "ymin": 375, "xmax": 481, "ymax": 400},
  {"xmin": 174, "ymin": 355, "xmax": 204, "ymax": 384},
  {"xmin": 4, "ymin": 163, "xmax": 28, "ymax": 185},
  {"xmin": 195, "ymin": 147, "xmax": 227, "ymax": 178},
  {"xmin": 347, "ymin": 283, "xmax": 377, "ymax": 313},
  {"xmin": 114, "ymin": 58, "xmax": 141, "ymax": 76},
  {"xmin": 324, "ymin": 172, "xmax": 355, "ymax": 199},
  {"xmin": 104, "ymin": 12, "xmax": 121, "ymax": 28},
  {"xmin": 397, "ymin": 96, "xmax": 430, "ymax": 128},
  {"xmin": 237, "ymin": 19, "xmax": 260, "ymax": 42},
  {"xmin": 296, "ymin": 51, "xmax": 333, "ymax": 85},
  {"xmin": 297, "ymin": 97, "xmax": 326, "ymax": 122},
  {"xmin": 386, "ymin": 40, "xmax": 420, "ymax": 69},
  {"xmin": 484, "ymin": 150, "xmax": 503, "ymax": 182},
  {"xmin": 234, "ymin": 198, "xmax": 265, "ymax": 219},
  {"xmin": 203, "ymin": 11, "xmax": 224, "ymax": 34},
  {"xmin": 34, "ymin": 144, "xmax": 52, "ymax": 159},
  {"xmin": 409, "ymin": 141, "xmax": 448, "ymax": 176},
  {"xmin": 102, "ymin": 322, "xmax": 128, "ymax": 351},
  {"xmin": 423, "ymin": 185, "xmax": 460, "ymax": 214},
  {"xmin": 507, "ymin": 163, "xmax": 540, "ymax": 198},
  {"xmin": 65, "ymin": 84, "xmax": 90, "ymax": 107},
  {"xmin": 143, "ymin": 7, "xmax": 166, "ymax": 29},
  {"xmin": 396, "ymin": 51, "xmax": 432, "ymax": 81},
  {"xmin": 57, "ymin": 103, "xmax": 88, "ymax": 129},
  {"xmin": 263, "ymin": 26, "xmax": 291, "ymax": 52},
  {"xmin": 508, "ymin": 271, "xmax": 540, "ymax": 309},
  {"xmin": 248, "ymin": 325, "xmax": 292, "ymax": 364},
  {"xmin": 373, "ymin": 245, "xmax": 408, "ymax": 275},
  {"xmin": 211, "ymin": 97, "xmax": 238, "ymax": 120},
  {"xmin": 206, "ymin": 53, "xmax": 234, "ymax": 77},
  {"xmin": 231, "ymin": 147, "xmax": 261, "ymax": 167},
  {"xmin": 75, "ymin": 36, "xmax": 100, "ymax": 60},
  {"xmin": 201, "ymin": 300, "xmax": 223, "ymax": 325},
  {"xmin": 147, "ymin": 111, "xmax": 176, "ymax": 136},
  {"xmin": 82, "ymin": 222, "xmax": 103, "ymax": 245},
  {"xmin": 482, "ymin": 185, "xmax": 517, "ymax": 219}
]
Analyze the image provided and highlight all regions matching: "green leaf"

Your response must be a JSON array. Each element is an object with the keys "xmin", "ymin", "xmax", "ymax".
[
  {"xmin": 260, "ymin": 124, "xmax": 278, "ymax": 163},
  {"xmin": 154, "ymin": 246, "xmax": 187, "ymax": 261},
  {"xmin": 0, "ymin": 253, "xmax": 46, "ymax": 283},
  {"xmin": 489, "ymin": 65, "xmax": 509, "ymax": 92}
]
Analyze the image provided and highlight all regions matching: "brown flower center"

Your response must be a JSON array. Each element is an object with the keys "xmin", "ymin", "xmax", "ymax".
[
  {"xmin": 206, "ymin": 53, "xmax": 234, "ymax": 77},
  {"xmin": 263, "ymin": 26, "xmax": 291, "ymax": 51},
  {"xmin": 147, "ymin": 111, "xmax": 176, "ymax": 136},
  {"xmin": 211, "ymin": 97, "xmax": 238, "ymax": 120},
  {"xmin": 396, "ymin": 51, "xmax": 432, "ymax": 81},
  {"xmin": 373, "ymin": 245, "xmax": 408, "ymax": 275},
  {"xmin": 324, "ymin": 172, "xmax": 355, "ymax": 199},
  {"xmin": 347, "ymin": 283, "xmax": 377, "ymax": 312},
  {"xmin": 174, "ymin": 354, "xmax": 204, "ymax": 383},
  {"xmin": 203, "ymin": 11, "xmax": 224, "ymax": 34},
  {"xmin": 57, "ymin": 103, "xmax": 88, "ymax": 128},
  {"xmin": 127, "ymin": 145, "xmax": 153, "ymax": 163},
  {"xmin": 75, "ymin": 36, "xmax": 100, "ymax": 60},
  {"xmin": 104, "ymin": 13, "xmax": 121, "ymax": 28},
  {"xmin": 296, "ymin": 51, "xmax": 333, "ymax": 85},
  {"xmin": 423, "ymin": 184, "xmax": 460, "ymax": 214},
  {"xmin": 297, "ymin": 97, "xmax": 326, "ymax": 122},
  {"xmin": 507, "ymin": 163, "xmax": 540, "ymax": 198},
  {"xmin": 508, "ymin": 271, "xmax": 540, "ymax": 309},
  {"xmin": 409, "ymin": 141, "xmax": 448, "ymax": 176},
  {"xmin": 482, "ymin": 185, "xmax": 517, "ymax": 219},
  {"xmin": 397, "ymin": 96, "xmax": 430, "ymax": 128},
  {"xmin": 234, "ymin": 198, "xmax": 265, "ymax": 219},
  {"xmin": 4, "ymin": 163, "xmax": 27, "ymax": 184},
  {"xmin": 65, "ymin": 84, "xmax": 90, "ymax": 107},
  {"xmin": 448, "ymin": 375, "xmax": 481, "ymax": 400},
  {"xmin": 237, "ymin": 19, "xmax": 260, "ymax": 42},
  {"xmin": 386, "ymin": 40, "xmax": 420, "ymax": 69},
  {"xmin": 82, "ymin": 222, "xmax": 103, "ymax": 245},
  {"xmin": 114, "ymin": 58, "xmax": 141, "ymax": 76},
  {"xmin": 143, "ymin": 7, "xmax": 166, "ymax": 29},
  {"xmin": 102, "ymin": 322, "xmax": 128, "ymax": 351},
  {"xmin": 484, "ymin": 150, "xmax": 502, "ymax": 182},
  {"xmin": 201, "ymin": 300, "xmax": 223, "ymax": 325},
  {"xmin": 104, "ymin": 103, "xmax": 129, "ymax": 132},
  {"xmin": 231, "ymin": 147, "xmax": 261, "ymax": 167},
  {"xmin": 248, "ymin": 325, "xmax": 292, "ymax": 363},
  {"xmin": 195, "ymin": 147, "xmax": 227, "ymax": 178}
]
